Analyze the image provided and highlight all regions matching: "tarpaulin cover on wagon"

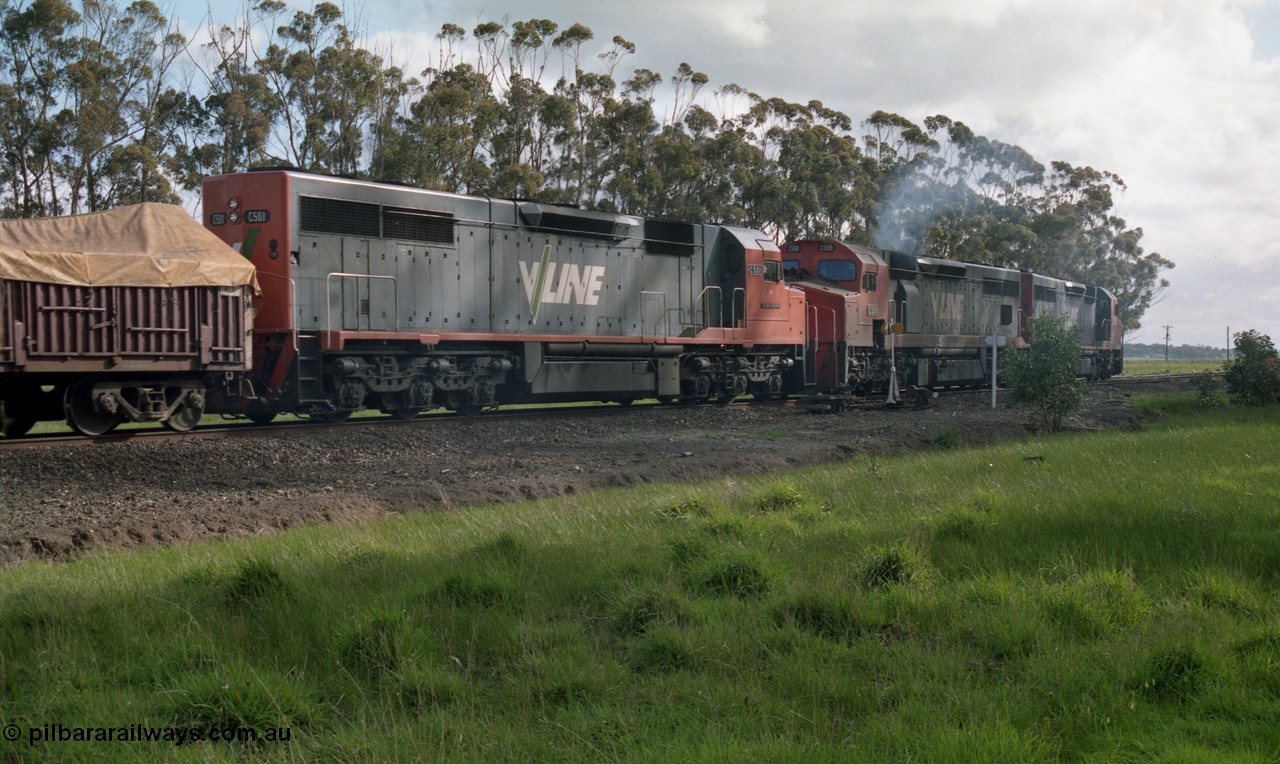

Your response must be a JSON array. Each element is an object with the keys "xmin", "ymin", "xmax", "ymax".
[{"xmin": 0, "ymin": 202, "xmax": 259, "ymax": 293}]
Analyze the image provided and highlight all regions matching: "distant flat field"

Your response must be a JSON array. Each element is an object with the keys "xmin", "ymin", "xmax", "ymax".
[{"xmin": 1122, "ymin": 358, "xmax": 1225, "ymax": 374}]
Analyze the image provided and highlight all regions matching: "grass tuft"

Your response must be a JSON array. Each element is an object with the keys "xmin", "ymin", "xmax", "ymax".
[
  {"xmin": 627, "ymin": 627, "xmax": 698, "ymax": 673},
  {"xmin": 749, "ymin": 482, "xmax": 804, "ymax": 512},
  {"xmin": 222, "ymin": 558, "xmax": 290, "ymax": 607},
  {"xmin": 686, "ymin": 552, "xmax": 773, "ymax": 598},
  {"xmin": 773, "ymin": 592, "xmax": 871, "ymax": 643},
  {"xmin": 1135, "ymin": 647, "xmax": 1211, "ymax": 702},
  {"xmin": 338, "ymin": 613, "xmax": 409, "ymax": 680},
  {"xmin": 438, "ymin": 572, "xmax": 515, "ymax": 609},
  {"xmin": 860, "ymin": 543, "xmax": 929, "ymax": 589},
  {"xmin": 608, "ymin": 587, "xmax": 693, "ymax": 637}
]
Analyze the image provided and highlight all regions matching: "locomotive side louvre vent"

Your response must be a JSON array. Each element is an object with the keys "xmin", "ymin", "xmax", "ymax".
[
  {"xmin": 299, "ymin": 197, "xmax": 456, "ymax": 245},
  {"xmin": 300, "ymin": 196, "xmax": 380, "ymax": 238},
  {"xmin": 645, "ymin": 218, "xmax": 697, "ymax": 256},
  {"xmin": 383, "ymin": 207, "xmax": 455, "ymax": 245}
]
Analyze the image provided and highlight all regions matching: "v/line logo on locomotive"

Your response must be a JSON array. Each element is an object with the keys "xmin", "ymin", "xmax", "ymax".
[{"xmin": 520, "ymin": 245, "xmax": 607, "ymax": 321}]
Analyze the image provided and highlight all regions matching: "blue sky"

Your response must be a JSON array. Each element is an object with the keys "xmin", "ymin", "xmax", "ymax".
[{"xmin": 168, "ymin": 0, "xmax": 1280, "ymax": 347}]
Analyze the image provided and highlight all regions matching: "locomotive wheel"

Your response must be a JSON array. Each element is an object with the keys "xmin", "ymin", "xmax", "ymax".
[
  {"xmin": 247, "ymin": 411, "xmax": 277, "ymax": 425},
  {"xmin": 163, "ymin": 391, "xmax": 205, "ymax": 433},
  {"xmin": 64, "ymin": 376, "xmax": 121, "ymax": 437},
  {"xmin": 380, "ymin": 391, "xmax": 420, "ymax": 420}
]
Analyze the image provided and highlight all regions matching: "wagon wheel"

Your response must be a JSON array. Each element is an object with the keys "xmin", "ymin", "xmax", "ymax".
[
  {"xmin": 64, "ymin": 376, "xmax": 120, "ymax": 437},
  {"xmin": 163, "ymin": 389, "xmax": 205, "ymax": 433},
  {"xmin": 314, "ymin": 410, "xmax": 352, "ymax": 424},
  {"xmin": 387, "ymin": 407, "xmax": 419, "ymax": 421},
  {"xmin": 247, "ymin": 410, "xmax": 277, "ymax": 425},
  {"xmin": 1, "ymin": 409, "xmax": 35, "ymax": 438}
]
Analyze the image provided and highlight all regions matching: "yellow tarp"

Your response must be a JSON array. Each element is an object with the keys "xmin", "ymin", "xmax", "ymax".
[{"xmin": 0, "ymin": 203, "xmax": 258, "ymax": 291}]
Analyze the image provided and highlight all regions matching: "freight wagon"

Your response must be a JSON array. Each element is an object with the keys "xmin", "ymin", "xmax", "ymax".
[{"xmin": 0, "ymin": 204, "xmax": 256, "ymax": 437}]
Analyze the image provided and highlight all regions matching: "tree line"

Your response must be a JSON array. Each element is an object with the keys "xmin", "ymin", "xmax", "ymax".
[{"xmin": 0, "ymin": 1, "xmax": 1174, "ymax": 331}]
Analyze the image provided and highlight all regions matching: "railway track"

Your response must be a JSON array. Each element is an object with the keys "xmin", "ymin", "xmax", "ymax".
[
  {"xmin": 0, "ymin": 370, "xmax": 1207, "ymax": 450},
  {"xmin": 0, "ymin": 398, "xmax": 785, "ymax": 450}
]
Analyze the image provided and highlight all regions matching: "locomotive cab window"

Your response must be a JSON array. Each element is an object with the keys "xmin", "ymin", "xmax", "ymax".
[
  {"xmin": 764, "ymin": 260, "xmax": 782, "ymax": 283},
  {"xmin": 817, "ymin": 259, "xmax": 857, "ymax": 283},
  {"xmin": 862, "ymin": 272, "xmax": 877, "ymax": 292}
]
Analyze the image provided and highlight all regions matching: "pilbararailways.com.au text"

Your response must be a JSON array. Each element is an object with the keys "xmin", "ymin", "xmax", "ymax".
[{"xmin": 5, "ymin": 722, "xmax": 292, "ymax": 747}]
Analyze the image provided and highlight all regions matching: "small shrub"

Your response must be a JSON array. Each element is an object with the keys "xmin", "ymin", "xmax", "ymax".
[
  {"xmin": 1001, "ymin": 314, "xmax": 1087, "ymax": 432},
  {"xmin": 1225, "ymin": 329, "xmax": 1280, "ymax": 406},
  {"xmin": 860, "ymin": 543, "xmax": 928, "ymax": 589},
  {"xmin": 1192, "ymin": 371, "xmax": 1224, "ymax": 409}
]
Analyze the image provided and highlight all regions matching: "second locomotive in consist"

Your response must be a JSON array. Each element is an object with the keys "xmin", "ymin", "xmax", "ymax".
[
  {"xmin": 782, "ymin": 240, "xmax": 1123, "ymax": 395},
  {"xmin": 201, "ymin": 170, "xmax": 806, "ymax": 422}
]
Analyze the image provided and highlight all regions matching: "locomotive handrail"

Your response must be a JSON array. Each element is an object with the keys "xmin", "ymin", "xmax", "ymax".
[
  {"xmin": 325, "ymin": 272, "xmax": 399, "ymax": 334},
  {"xmin": 731, "ymin": 287, "xmax": 745, "ymax": 329},
  {"xmin": 694, "ymin": 285, "xmax": 722, "ymax": 332}
]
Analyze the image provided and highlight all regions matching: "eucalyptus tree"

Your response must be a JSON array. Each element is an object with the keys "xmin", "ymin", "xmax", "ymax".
[
  {"xmin": 62, "ymin": 0, "xmax": 188, "ymax": 209},
  {"xmin": 175, "ymin": 4, "xmax": 278, "ymax": 189},
  {"xmin": 255, "ymin": 1, "xmax": 399, "ymax": 174},
  {"xmin": 0, "ymin": 0, "xmax": 79, "ymax": 216}
]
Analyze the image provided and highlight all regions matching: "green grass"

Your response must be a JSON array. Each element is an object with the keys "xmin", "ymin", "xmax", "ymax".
[{"xmin": 3, "ymin": 400, "xmax": 1279, "ymax": 762}]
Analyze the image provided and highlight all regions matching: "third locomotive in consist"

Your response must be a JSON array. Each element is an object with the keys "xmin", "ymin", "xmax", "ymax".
[{"xmin": 0, "ymin": 168, "xmax": 1124, "ymax": 437}]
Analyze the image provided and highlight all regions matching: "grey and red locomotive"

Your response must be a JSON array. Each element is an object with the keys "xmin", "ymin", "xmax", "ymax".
[{"xmin": 0, "ymin": 169, "xmax": 1122, "ymax": 437}]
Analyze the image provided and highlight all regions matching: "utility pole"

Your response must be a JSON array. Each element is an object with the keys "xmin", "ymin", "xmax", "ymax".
[
  {"xmin": 1226, "ymin": 326, "xmax": 1231, "ymax": 363},
  {"xmin": 1163, "ymin": 325, "xmax": 1173, "ymax": 368}
]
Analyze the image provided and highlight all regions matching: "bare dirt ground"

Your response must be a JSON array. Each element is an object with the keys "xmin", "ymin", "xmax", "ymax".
[{"xmin": 0, "ymin": 382, "xmax": 1169, "ymax": 566}]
